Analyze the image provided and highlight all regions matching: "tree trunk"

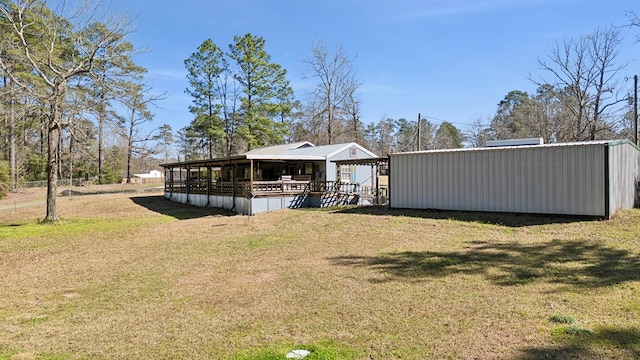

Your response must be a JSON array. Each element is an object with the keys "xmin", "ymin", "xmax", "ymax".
[
  {"xmin": 327, "ymin": 92, "xmax": 333, "ymax": 144},
  {"xmin": 9, "ymin": 79, "xmax": 16, "ymax": 192},
  {"xmin": 44, "ymin": 116, "xmax": 59, "ymax": 222},
  {"xmin": 126, "ymin": 114, "xmax": 134, "ymax": 183},
  {"xmin": 98, "ymin": 86, "xmax": 105, "ymax": 184}
]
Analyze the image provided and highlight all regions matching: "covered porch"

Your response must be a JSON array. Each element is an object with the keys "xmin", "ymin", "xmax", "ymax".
[{"xmin": 161, "ymin": 155, "xmax": 388, "ymax": 214}]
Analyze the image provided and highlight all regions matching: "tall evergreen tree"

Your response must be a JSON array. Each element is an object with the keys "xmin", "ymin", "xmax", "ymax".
[
  {"xmin": 228, "ymin": 33, "xmax": 293, "ymax": 150},
  {"xmin": 434, "ymin": 122, "xmax": 465, "ymax": 149},
  {"xmin": 185, "ymin": 39, "xmax": 225, "ymax": 158},
  {"xmin": 158, "ymin": 124, "xmax": 173, "ymax": 162},
  {"xmin": 84, "ymin": 23, "xmax": 142, "ymax": 184}
]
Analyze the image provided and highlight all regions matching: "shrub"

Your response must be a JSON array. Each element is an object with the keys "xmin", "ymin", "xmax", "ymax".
[{"xmin": 101, "ymin": 167, "xmax": 123, "ymax": 184}]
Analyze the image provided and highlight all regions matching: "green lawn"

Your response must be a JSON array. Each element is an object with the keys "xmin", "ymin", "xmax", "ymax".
[{"xmin": 1, "ymin": 194, "xmax": 639, "ymax": 359}]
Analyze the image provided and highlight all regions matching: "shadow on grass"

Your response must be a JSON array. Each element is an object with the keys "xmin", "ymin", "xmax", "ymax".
[
  {"xmin": 58, "ymin": 189, "xmax": 140, "ymax": 197},
  {"xmin": 516, "ymin": 327, "xmax": 640, "ymax": 359},
  {"xmin": 329, "ymin": 239, "xmax": 640, "ymax": 288},
  {"xmin": 130, "ymin": 195, "xmax": 236, "ymax": 220},
  {"xmin": 331, "ymin": 206, "xmax": 592, "ymax": 227}
]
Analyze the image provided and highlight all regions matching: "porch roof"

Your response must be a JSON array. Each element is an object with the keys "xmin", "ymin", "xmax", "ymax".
[
  {"xmin": 161, "ymin": 142, "xmax": 379, "ymax": 169},
  {"xmin": 160, "ymin": 154, "xmax": 327, "ymax": 169}
]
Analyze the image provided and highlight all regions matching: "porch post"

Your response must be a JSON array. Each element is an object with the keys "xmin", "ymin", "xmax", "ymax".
[
  {"xmin": 335, "ymin": 162, "xmax": 340, "ymax": 192},
  {"xmin": 167, "ymin": 167, "xmax": 173, "ymax": 199},
  {"xmin": 250, "ymin": 159, "xmax": 254, "ymax": 193},
  {"xmin": 231, "ymin": 162, "xmax": 237, "ymax": 211},
  {"xmin": 375, "ymin": 162, "xmax": 380, "ymax": 205},
  {"xmin": 371, "ymin": 165, "xmax": 375, "ymax": 195},
  {"xmin": 185, "ymin": 166, "xmax": 190, "ymax": 204},
  {"xmin": 206, "ymin": 165, "xmax": 212, "ymax": 207}
]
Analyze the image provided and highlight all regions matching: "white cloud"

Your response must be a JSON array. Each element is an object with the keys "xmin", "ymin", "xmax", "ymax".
[
  {"xmin": 150, "ymin": 68, "xmax": 186, "ymax": 80},
  {"xmin": 391, "ymin": 0, "xmax": 587, "ymax": 20}
]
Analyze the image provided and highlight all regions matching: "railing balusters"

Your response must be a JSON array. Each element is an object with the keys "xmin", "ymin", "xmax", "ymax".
[{"xmin": 165, "ymin": 179, "xmax": 370, "ymax": 197}]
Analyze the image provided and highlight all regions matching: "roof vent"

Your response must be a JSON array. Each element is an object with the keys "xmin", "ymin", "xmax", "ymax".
[{"xmin": 486, "ymin": 138, "xmax": 544, "ymax": 147}]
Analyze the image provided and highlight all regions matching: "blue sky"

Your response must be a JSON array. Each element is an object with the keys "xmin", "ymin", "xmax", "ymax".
[{"xmin": 108, "ymin": 0, "xmax": 638, "ymax": 133}]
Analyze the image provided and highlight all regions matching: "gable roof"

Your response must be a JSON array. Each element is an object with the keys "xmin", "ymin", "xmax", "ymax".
[
  {"xmin": 245, "ymin": 142, "xmax": 377, "ymax": 160},
  {"xmin": 243, "ymin": 141, "xmax": 314, "ymax": 156}
]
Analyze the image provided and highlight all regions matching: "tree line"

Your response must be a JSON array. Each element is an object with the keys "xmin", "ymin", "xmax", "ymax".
[
  {"xmin": 179, "ymin": 24, "xmax": 638, "ymax": 162},
  {"xmin": 179, "ymin": 37, "xmax": 469, "ymax": 160}
]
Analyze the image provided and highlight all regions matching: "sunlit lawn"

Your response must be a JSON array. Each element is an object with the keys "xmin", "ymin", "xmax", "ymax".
[{"xmin": 1, "ymin": 192, "xmax": 639, "ymax": 359}]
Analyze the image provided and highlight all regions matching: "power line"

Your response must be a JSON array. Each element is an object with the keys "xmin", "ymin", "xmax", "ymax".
[{"xmin": 419, "ymin": 114, "xmax": 477, "ymax": 128}]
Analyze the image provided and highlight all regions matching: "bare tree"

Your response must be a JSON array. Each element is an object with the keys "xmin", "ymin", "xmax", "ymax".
[
  {"xmin": 532, "ymin": 26, "xmax": 626, "ymax": 141},
  {"xmin": 303, "ymin": 41, "xmax": 360, "ymax": 144},
  {"xmin": 342, "ymin": 77, "xmax": 365, "ymax": 144},
  {"xmin": 115, "ymin": 80, "xmax": 166, "ymax": 183},
  {"xmin": 465, "ymin": 117, "xmax": 491, "ymax": 148}
]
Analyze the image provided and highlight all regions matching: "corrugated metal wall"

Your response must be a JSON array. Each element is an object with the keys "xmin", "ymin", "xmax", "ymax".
[
  {"xmin": 608, "ymin": 141, "xmax": 640, "ymax": 215},
  {"xmin": 390, "ymin": 143, "xmax": 610, "ymax": 217}
]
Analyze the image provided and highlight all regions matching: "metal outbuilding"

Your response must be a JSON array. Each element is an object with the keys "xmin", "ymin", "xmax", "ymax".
[{"xmin": 389, "ymin": 140, "xmax": 640, "ymax": 218}]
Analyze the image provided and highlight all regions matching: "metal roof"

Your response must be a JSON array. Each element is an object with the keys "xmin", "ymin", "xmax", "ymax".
[
  {"xmin": 161, "ymin": 142, "xmax": 378, "ymax": 168},
  {"xmin": 246, "ymin": 142, "xmax": 377, "ymax": 160},
  {"xmin": 392, "ymin": 139, "xmax": 637, "ymax": 156},
  {"xmin": 243, "ymin": 141, "xmax": 314, "ymax": 156}
]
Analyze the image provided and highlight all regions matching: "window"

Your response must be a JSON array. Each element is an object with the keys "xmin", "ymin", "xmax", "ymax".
[
  {"xmin": 339, "ymin": 165, "xmax": 356, "ymax": 183},
  {"xmin": 339, "ymin": 165, "xmax": 350, "ymax": 183}
]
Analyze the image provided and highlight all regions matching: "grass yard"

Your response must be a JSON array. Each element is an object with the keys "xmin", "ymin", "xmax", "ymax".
[{"xmin": 1, "ymin": 191, "xmax": 640, "ymax": 359}]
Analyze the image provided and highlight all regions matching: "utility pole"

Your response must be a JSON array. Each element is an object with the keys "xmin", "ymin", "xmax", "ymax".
[
  {"xmin": 417, "ymin": 113, "xmax": 421, "ymax": 151},
  {"xmin": 635, "ymin": 75, "xmax": 638, "ymax": 146}
]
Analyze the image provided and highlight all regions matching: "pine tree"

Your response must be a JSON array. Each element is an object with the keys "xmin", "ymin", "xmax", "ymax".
[
  {"xmin": 185, "ymin": 39, "xmax": 225, "ymax": 158},
  {"xmin": 228, "ymin": 33, "xmax": 293, "ymax": 150}
]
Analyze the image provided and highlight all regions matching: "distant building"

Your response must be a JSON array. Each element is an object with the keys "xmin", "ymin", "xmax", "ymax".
[{"xmin": 131, "ymin": 170, "xmax": 164, "ymax": 184}]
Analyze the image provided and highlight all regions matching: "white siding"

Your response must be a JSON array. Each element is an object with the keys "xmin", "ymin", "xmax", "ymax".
[{"xmin": 390, "ymin": 143, "xmax": 611, "ymax": 217}]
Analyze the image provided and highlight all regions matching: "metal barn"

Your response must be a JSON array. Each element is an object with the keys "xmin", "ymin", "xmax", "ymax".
[{"xmin": 389, "ymin": 140, "xmax": 640, "ymax": 218}]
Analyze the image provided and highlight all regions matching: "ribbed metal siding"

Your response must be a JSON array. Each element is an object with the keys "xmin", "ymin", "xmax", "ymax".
[
  {"xmin": 390, "ymin": 144, "xmax": 607, "ymax": 216},
  {"xmin": 608, "ymin": 142, "xmax": 640, "ymax": 214}
]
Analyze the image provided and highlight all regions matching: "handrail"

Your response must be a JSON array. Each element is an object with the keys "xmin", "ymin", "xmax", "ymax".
[{"xmin": 165, "ymin": 180, "xmax": 381, "ymax": 196}]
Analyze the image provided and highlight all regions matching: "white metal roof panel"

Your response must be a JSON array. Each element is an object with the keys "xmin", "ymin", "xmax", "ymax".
[
  {"xmin": 243, "ymin": 141, "xmax": 314, "ymax": 156},
  {"xmin": 393, "ymin": 140, "xmax": 618, "ymax": 156}
]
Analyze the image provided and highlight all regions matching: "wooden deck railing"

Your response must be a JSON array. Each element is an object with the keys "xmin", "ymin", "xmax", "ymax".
[{"xmin": 165, "ymin": 180, "xmax": 384, "ymax": 196}]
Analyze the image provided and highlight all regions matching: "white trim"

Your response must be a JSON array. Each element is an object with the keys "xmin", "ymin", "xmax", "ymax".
[
  {"xmin": 246, "ymin": 155, "xmax": 326, "ymax": 160},
  {"xmin": 394, "ymin": 140, "xmax": 618, "ymax": 156},
  {"xmin": 325, "ymin": 142, "xmax": 378, "ymax": 158}
]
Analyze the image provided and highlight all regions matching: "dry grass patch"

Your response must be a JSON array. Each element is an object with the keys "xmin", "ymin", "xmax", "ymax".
[{"xmin": 1, "ymin": 194, "xmax": 640, "ymax": 359}]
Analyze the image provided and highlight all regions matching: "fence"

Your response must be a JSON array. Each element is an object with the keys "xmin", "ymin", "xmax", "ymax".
[{"xmin": 20, "ymin": 178, "xmax": 87, "ymax": 188}]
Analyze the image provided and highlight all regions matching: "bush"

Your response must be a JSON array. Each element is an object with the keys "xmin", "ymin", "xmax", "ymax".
[
  {"xmin": 0, "ymin": 161, "xmax": 10, "ymax": 200},
  {"xmin": 101, "ymin": 167, "xmax": 123, "ymax": 184}
]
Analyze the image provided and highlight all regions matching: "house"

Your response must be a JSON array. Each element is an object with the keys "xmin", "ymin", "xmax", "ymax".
[
  {"xmin": 130, "ymin": 169, "xmax": 164, "ymax": 184},
  {"xmin": 389, "ymin": 139, "xmax": 640, "ymax": 218},
  {"xmin": 161, "ymin": 142, "xmax": 385, "ymax": 214}
]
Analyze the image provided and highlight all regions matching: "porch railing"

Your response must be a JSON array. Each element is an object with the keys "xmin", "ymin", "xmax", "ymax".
[{"xmin": 165, "ymin": 180, "xmax": 384, "ymax": 197}]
